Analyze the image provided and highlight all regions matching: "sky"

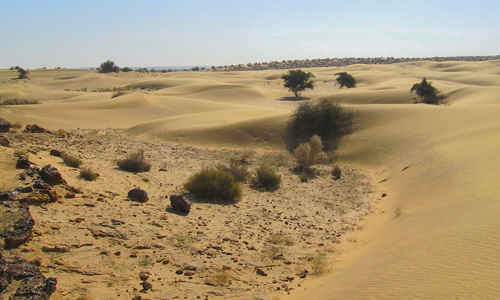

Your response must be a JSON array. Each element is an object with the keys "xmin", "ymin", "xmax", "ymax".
[{"xmin": 1, "ymin": 0, "xmax": 499, "ymax": 69}]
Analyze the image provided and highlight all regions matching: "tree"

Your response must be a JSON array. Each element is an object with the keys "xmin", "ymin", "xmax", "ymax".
[
  {"xmin": 120, "ymin": 67, "xmax": 133, "ymax": 72},
  {"xmin": 281, "ymin": 69, "xmax": 315, "ymax": 97},
  {"xmin": 411, "ymin": 78, "xmax": 447, "ymax": 105},
  {"xmin": 99, "ymin": 60, "xmax": 119, "ymax": 73},
  {"xmin": 336, "ymin": 72, "xmax": 356, "ymax": 88},
  {"xmin": 285, "ymin": 98, "xmax": 354, "ymax": 151},
  {"xmin": 18, "ymin": 68, "xmax": 29, "ymax": 79}
]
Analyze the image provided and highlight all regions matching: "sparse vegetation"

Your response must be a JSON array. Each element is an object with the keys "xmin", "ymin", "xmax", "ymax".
[
  {"xmin": 138, "ymin": 256, "xmax": 152, "ymax": 266},
  {"xmin": 99, "ymin": 60, "xmax": 119, "ymax": 73},
  {"xmin": 285, "ymin": 98, "xmax": 354, "ymax": 152},
  {"xmin": 250, "ymin": 165, "xmax": 281, "ymax": 190},
  {"xmin": 116, "ymin": 150, "xmax": 152, "ymax": 173},
  {"xmin": 2, "ymin": 98, "xmax": 39, "ymax": 105},
  {"xmin": 206, "ymin": 270, "xmax": 230, "ymax": 286},
  {"xmin": 294, "ymin": 135, "xmax": 325, "ymax": 171},
  {"xmin": 269, "ymin": 233, "xmax": 294, "ymax": 246},
  {"xmin": 17, "ymin": 68, "xmax": 29, "ymax": 79},
  {"xmin": 120, "ymin": 67, "xmax": 133, "ymax": 72},
  {"xmin": 79, "ymin": 167, "xmax": 99, "ymax": 181},
  {"xmin": 336, "ymin": 72, "xmax": 357, "ymax": 88},
  {"xmin": 281, "ymin": 69, "xmax": 315, "ymax": 97},
  {"xmin": 411, "ymin": 78, "xmax": 447, "ymax": 105},
  {"xmin": 310, "ymin": 252, "xmax": 327, "ymax": 275},
  {"xmin": 223, "ymin": 160, "xmax": 249, "ymax": 182},
  {"xmin": 184, "ymin": 167, "xmax": 242, "ymax": 203},
  {"xmin": 396, "ymin": 205, "xmax": 402, "ymax": 217},
  {"xmin": 61, "ymin": 153, "xmax": 82, "ymax": 168}
]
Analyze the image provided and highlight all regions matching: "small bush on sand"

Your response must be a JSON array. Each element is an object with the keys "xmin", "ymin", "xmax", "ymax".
[
  {"xmin": 79, "ymin": 167, "xmax": 99, "ymax": 181},
  {"xmin": 250, "ymin": 165, "xmax": 281, "ymax": 190},
  {"xmin": 184, "ymin": 167, "xmax": 242, "ymax": 203},
  {"xmin": 206, "ymin": 270, "xmax": 230, "ymax": 286},
  {"xmin": 116, "ymin": 150, "xmax": 151, "ymax": 173},
  {"xmin": 3, "ymin": 98, "xmax": 39, "ymax": 105},
  {"xmin": 223, "ymin": 160, "xmax": 249, "ymax": 182},
  {"xmin": 411, "ymin": 78, "xmax": 447, "ymax": 105},
  {"xmin": 309, "ymin": 252, "xmax": 328, "ymax": 275},
  {"xmin": 332, "ymin": 165, "xmax": 342, "ymax": 180},
  {"xmin": 61, "ymin": 153, "xmax": 82, "ymax": 168},
  {"xmin": 294, "ymin": 135, "xmax": 325, "ymax": 171}
]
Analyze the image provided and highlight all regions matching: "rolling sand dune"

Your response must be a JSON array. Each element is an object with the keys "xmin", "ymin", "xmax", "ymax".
[{"xmin": 1, "ymin": 60, "xmax": 500, "ymax": 299}]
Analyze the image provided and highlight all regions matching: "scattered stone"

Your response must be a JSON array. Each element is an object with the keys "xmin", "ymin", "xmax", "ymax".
[
  {"xmin": 0, "ymin": 202, "xmax": 35, "ymax": 248},
  {"xmin": 139, "ymin": 271, "xmax": 150, "ymax": 281},
  {"xmin": 0, "ymin": 135, "xmax": 10, "ymax": 147},
  {"xmin": 256, "ymin": 268, "xmax": 267, "ymax": 276},
  {"xmin": 16, "ymin": 156, "xmax": 32, "ymax": 169},
  {"xmin": 175, "ymin": 270, "xmax": 183, "ymax": 275},
  {"xmin": 18, "ymin": 188, "xmax": 58, "ymax": 204},
  {"xmin": 33, "ymin": 180, "xmax": 51, "ymax": 190},
  {"xmin": 65, "ymin": 192, "xmax": 75, "ymax": 199},
  {"xmin": 128, "ymin": 188, "xmax": 149, "ymax": 203},
  {"xmin": 39, "ymin": 165, "xmax": 66, "ymax": 185},
  {"xmin": 49, "ymin": 149, "xmax": 62, "ymax": 157},
  {"xmin": 0, "ymin": 191, "xmax": 16, "ymax": 201},
  {"xmin": 25, "ymin": 124, "xmax": 50, "ymax": 133},
  {"xmin": 0, "ymin": 118, "xmax": 11, "ymax": 133},
  {"xmin": 284, "ymin": 261, "xmax": 292, "ymax": 265},
  {"xmin": 87, "ymin": 224, "xmax": 130, "ymax": 240},
  {"xmin": 141, "ymin": 281, "xmax": 152, "ymax": 291},
  {"xmin": 222, "ymin": 265, "xmax": 231, "ymax": 270},
  {"xmin": 169, "ymin": 194, "xmax": 191, "ymax": 213},
  {"xmin": 42, "ymin": 245, "xmax": 69, "ymax": 253},
  {"xmin": 299, "ymin": 270, "xmax": 308, "ymax": 278},
  {"xmin": 382, "ymin": 193, "xmax": 388, "ymax": 198},
  {"xmin": 15, "ymin": 186, "xmax": 33, "ymax": 193},
  {"xmin": 132, "ymin": 296, "xmax": 142, "ymax": 300}
]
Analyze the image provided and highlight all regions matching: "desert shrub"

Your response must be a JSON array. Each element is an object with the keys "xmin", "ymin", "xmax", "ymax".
[
  {"xmin": 116, "ymin": 150, "xmax": 151, "ymax": 173},
  {"xmin": 294, "ymin": 135, "xmax": 325, "ymax": 170},
  {"xmin": 281, "ymin": 69, "xmax": 315, "ymax": 97},
  {"xmin": 99, "ymin": 60, "xmax": 119, "ymax": 73},
  {"xmin": 250, "ymin": 165, "xmax": 281, "ymax": 190},
  {"xmin": 120, "ymin": 67, "xmax": 133, "ymax": 72},
  {"xmin": 411, "ymin": 78, "xmax": 447, "ymax": 105},
  {"xmin": 269, "ymin": 233, "xmax": 294, "ymax": 246},
  {"xmin": 223, "ymin": 160, "xmax": 249, "ymax": 182},
  {"xmin": 79, "ymin": 167, "xmax": 99, "ymax": 181},
  {"xmin": 336, "ymin": 72, "xmax": 357, "ymax": 88},
  {"xmin": 332, "ymin": 165, "xmax": 342, "ymax": 179},
  {"xmin": 3, "ymin": 99, "xmax": 39, "ymax": 105},
  {"xmin": 61, "ymin": 153, "xmax": 82, "ymax": 168},
  {"xmin": 206, "ymin": 270, "xmax": 230, "ymax": 286},
  {"xmin": 285, "ymin": 98, "xmax": 354, "ymax": 152},
  {"xmin": 184, "ymin": 167, "xmax": 242, "ymax": 203},
  {"xmin": 310, "ymin": 252, "xmax": 327, "ymax": 275},
  {"xmin": 17, "ymin": 68, "xmax": 29, "ymax": 79}
]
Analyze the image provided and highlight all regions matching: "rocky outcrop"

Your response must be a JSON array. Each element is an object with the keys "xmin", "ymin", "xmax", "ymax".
[
  {"xmin": 128, "ymin": 188, "xmax": 149, "ymax": 203},
  {"xmin": 0, "ymin": 202, "xmax": 35, "ymax": 248},
  {"xmin": 16, "ymin": 156, "xmax": 32, "ymax": 169},
  {"xmin": 39, "ymin": 165, "xmax": 66, "ymax": 185},
  {"xmin": 0, "ymin": 118, "xmax": 11, "ymax": 133},
  {"xmin": 25, "ymin": 124, "xmax": 50, "ymax": 134},
  {"xmin": 0, "ymin": 255, "xmax": 57, "ymax": 299},
  {"xmin": 0, "ymin": 136, "xmax": 10, "ymax": 147},
  {"xmin": 169, "ymin": 194, "xmax": 191, "ymax": 213}
]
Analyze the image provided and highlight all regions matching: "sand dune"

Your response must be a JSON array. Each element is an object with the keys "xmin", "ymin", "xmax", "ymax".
[{"xmin": 1, "ymin": 60, "xmax": 500, "ymax": 299}]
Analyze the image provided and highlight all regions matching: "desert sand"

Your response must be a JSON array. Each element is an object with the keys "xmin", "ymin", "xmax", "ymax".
[{"xmin": 1, "ymin": 60, "xmax": 500, "ymax": 299}]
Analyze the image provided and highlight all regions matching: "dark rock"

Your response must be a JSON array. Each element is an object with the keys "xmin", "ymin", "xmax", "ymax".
[
  {"xmin": 41, "ymin": 245, "xmax": 69, "ymax": 253},
  {"xmin": 141, "ymin": 281, "xmax": 152, "ymax": 291},
  {"xmin": 39, "ymin": 165, "xmax": 66, "ymax": 185},
  {"xmin": 33, "ymin": 180, "xmax": 51, "ymax": 190},
  {"xmin": 128, "ymin": 188, "xmax": 149, "ymax": 203},
  {"xmin": 0, "ymin": 202, "xmax": 35, "ymax": 248},
  {"xmin": 25, "ymin": 124, "xmax": 49, "ymax": 134},
  {"xmin": 139, "ymin": 271, "xmax": 150, "ymax": 281},
  {"xmin": 0, "ymin": 118, "xmax": 11, "ymax": 133},
  {"xmin": 0, "ymin": 191, "xmax": 16, "ymax": 201},
  {"xmin": 381, "ymin": 193, "xmax": 388, "ymax": 198},
  {"xmin": 15, "ymin": 186, "xmax": 33, "ymax": 193},
  {"xmin": 64, "ymin": 193, "xmax": 75, "ymax": 199},
  {"xmin": 16, "ymin": 156, "xmax": 32, "ymax": 169},
  {"xmin": 49, "ymin": 149, "xmax": 62, "ymax": 157},
  {"xmin": 175, "ymin": 270, "xmax": 183, "ymax": 275},
  {"xmin": 169, "ymin": 194, "xmax": 191, "ymax": 213},
  {"xmin": 6, "ymin": 263, "xmax": 42, "ymax": 279},
  {"xmin": 256, "ymin": 268, "xmax": 267, "ymax": 276},
  {"xmin": 0, "ymin": 136, "xmax": 10, "ymax": 147},
  {"xmin": 299, "ymin": 270, "xmax": 308, "ymax": 278}
]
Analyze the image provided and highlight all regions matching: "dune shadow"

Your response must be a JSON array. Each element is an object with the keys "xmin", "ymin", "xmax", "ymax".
[{"xmin": 165, "ymin": 207, "xmax": 189, "ymax": 216}]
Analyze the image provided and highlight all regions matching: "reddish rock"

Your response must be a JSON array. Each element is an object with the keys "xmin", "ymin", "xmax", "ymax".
[
  {"xmin": 0, "ymin": 135, "xmax": 10, "ymax": 147},
  {"xmin": 0, "ymin": 202, "xmax": 35, "ymax": 248},
  {"xmin": 0, "ymin": 118, "xmax": 11, "ymax": 133},
  {"xmin": 40, "ymin": 165, "xmax": 66, "ymax": 185},
  {"xmin": 169, "ymin": 194, "xmax": 191, "ymax": 213},
  {"xmin": 128, "ymin": 188, "xmax": 149, "ymax": 203}
]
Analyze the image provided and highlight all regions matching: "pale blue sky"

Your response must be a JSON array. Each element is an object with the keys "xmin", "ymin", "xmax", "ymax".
[{"xmin": 1, "ymin": 0, "xmax": 499, "ymax": 69}]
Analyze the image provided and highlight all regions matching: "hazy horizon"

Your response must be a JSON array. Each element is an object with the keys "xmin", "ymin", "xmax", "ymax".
[{"xmin": 1, "ymin": 0, "xmax": 499, "ymax": 69}]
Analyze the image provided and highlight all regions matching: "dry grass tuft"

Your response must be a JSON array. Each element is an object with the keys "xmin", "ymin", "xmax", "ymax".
[
  {"xmin": 62, "ymin": 153, "xmax": 82, "ymax": 168},
  {"xmin": 206, "ymin": 270, "xmax": 230, "ymax": 286},
  {"xmin": 184, "ymin": 167, "xmax": 242, "ymax": 203},
  {"xmin": 116, "ymin": 150, "xmax": 151, "ymax": 173},
  {"xmin": 250, "ymin": 165, "xmax": 281, "ymax": 190},
  {"xmin": 332, "ymin": 165, "xmax": 342, "ymax": 179},
  {"xmin": 79, "ymin": 167, "xmax": 99, "ymax": 181}
]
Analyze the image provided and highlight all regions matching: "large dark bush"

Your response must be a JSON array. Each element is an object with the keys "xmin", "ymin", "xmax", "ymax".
[
  {"xmin": 99, "ymin": 60, "xmax": 119, "ymax": 73},
  {"xmin": 336, "ymin": 72, "xmax": 356, "ymax": 88},
  {"xmin": 411, "ymin": 78, "xmax": 447, "ymax": 105},
  {"xmin": 285, "ymin": 98, "xmax": 354, "ymax": 151},
  {"xmin": 250, "ymin": 165, "xmax": 281, "ymax": 190},
  {"xmin": 281, "ymin": 69, "xmax": 315, "ymax": 97},
  {"xmin": 18, "ymin": 68, "xmax": 29, "ymax": 79},
  {"xmin": 184, "ymin": 167, "xmax": 242, "ymax": 203}
]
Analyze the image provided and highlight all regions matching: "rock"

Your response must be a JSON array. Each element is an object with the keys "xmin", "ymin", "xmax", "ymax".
[
  {"xmin": 39, "ymin": 165, "xmax": 66, "ymax": 185},
  {"xmin": 33, "ymin": 180, "xmax": 51, "ymax": 190},
  {"xmin": 0, "ymin": 135, "xmax": 10, "ymax": 147},
  {"xmin": 139, "ymin": 271, "xmax": 150, "ymax": 281},
  {"xmin": 49, "ymin": 149, "xmax": 62, "ymax": 157},
  {"xmin": 132, "ymin": 296, "xmax": 142, "ymax": 300},
  {"xmin": 381, "ymin": 193, "xmax": 388, "ymax": 198},
  {"xmin": 256, "ymin": 268, "xmax": 267, "ymax": 276},
  {"xmin": 65, "ymin": 193, "xmax": 75, "ymax": 199},
  {"xmin": 25, "ymin": 124, "xmax": 49, "ymax": 134},
  {"xmin": 0, "ymin": 118, "xmax": 11, "ymax": 133},
  {"xmin": 0, "ymin": 191, "xmax": 16, "ymax": 201},
  {"xmin": 0, "ymin": 202, "xmax": 35, "ymax": 248},
  {"xmin": 141, "ymin": 281, "xmax": 152, "ymax": 291},
  {"xmin": 128, "ymin": 188, "xmax": 149, "ymax": 203},
  {"xmin": 15, "ymin": 186, "xmax": 33, "ymax": 193},
  {"xmin": 169, "ymin": 194, "xmax": 191, "ymax": 213},
  {"xmin": 18, "ymin": 189, "xmax": 58, "ymax": 204},
  {"xmin": 0, "ymin": 255, "xmax": 57, "ymax": 299},
  {"xmin": 42, "ymin": 245, "xmax": 69, "ymax": 253},
  {"xmin": 175, "ymin": 270, "xmax": 183, "ymax": 275},
  {"xmin": 16, "ymin": 156, "xmax": 32, "ymax": 169},
  {"xmin": 299, "ymin": 270, "xmax": 308, "ymax": 278}
]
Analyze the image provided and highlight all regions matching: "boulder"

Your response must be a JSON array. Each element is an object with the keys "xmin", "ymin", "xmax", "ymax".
[
  {"xmin": 127, "ymin": 188, "xmax": 149, "ymax": 203},
  {"xmin": 16, "ymin": 156, "xmax": 32, "ymax": 169},
  {"xmin": 39, "ymin": 165, "xmax": 66, "ymax": 185},
  {"xmin": 0, "ymin": 118, "xmax": 11, "ymax": 133},
  {"xmin": 25, "ymin": 124, "xmax": 49, "ymax": 134},
  {"xmin": 0, "ymin": 136, "xmax": 10, "ymax": 147},
  {"xmin": 0, "ymin": 255, "xmax": 57, "ymax": 299},
  {"xmin": 0, "ymin": 202, "xmax": 35, "ymax": 248},
  {"xmin": 169, "ymin": 194, "xmax": 191, "ymax": 213},
  {"xmin": 49, "ymin": 149, "xmax": 62, "ymax": 157}
]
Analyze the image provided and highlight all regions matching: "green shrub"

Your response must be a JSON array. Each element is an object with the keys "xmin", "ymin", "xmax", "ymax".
[
  {"xmin": 61, "ymin": 153, "xmax": 82, "ymax": 168},
  {"xmin": 184, "ymin": 167, "xmax": 242, "ymax": 203},
  {"xmin": 79, "ymin": 167, "xmax": 99, "ymax": 181},
  {"xmin": 250, "ymin": 165, "xmax": 281, "ymax": 190},
  {"xmin": 411, "ymin": 78, "xmax": 447, "ymax": 105},
  {"xmin": 336, "ymin": 72, "xmax": 357, "ymax": 88},
  {"xmin": 285, "ymin": 98, "xmax": 354, "ymax": 151},
  {"xmin": 116, "ymin": 150, "xmax": 151, "ymax": 173},
  {"xmin": 3, "ymin": 99, "xmax": 39, "ymax": 105},
  {"xmin": 223, "ymin": 160, "xmax": 249, "ymax": 182},
  {"xmin": 99, "ymin": 60, "xmax": 119, "ymax": 73}
]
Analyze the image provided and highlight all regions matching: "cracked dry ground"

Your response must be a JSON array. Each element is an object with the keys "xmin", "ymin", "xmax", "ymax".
[{"xmin": 2, "ymin": 130, "xmax": 378, "ymax": 300}]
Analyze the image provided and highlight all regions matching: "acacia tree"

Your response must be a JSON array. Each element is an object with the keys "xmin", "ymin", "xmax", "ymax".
[
  {"xmin": 17, "ymin": 68, "xmax": 29, "ymax": 79},
  {"xmin": 99, "ymin": 60, "xmax": 119, "ymax": 73},
  {"xmin": 281, "ymin": 69, "xmax": 315, "ymax": 97},
  {"xmin": 411, "ymin": 78, "xmax": 447, "ymax": 105},
  {"xmin": 336, "ymin": 72, "xmax": 356, "ymax": 88}
]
